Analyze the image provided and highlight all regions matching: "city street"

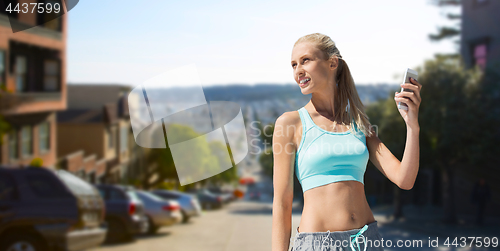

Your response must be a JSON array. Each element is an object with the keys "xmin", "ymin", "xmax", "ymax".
[
  {"xmin": 89, "ymin": 197, "xmax": 499, "ymax": 251},
  {"xmin": 89, "ymin": 200, "xmax": 274, "ymax": 251}
]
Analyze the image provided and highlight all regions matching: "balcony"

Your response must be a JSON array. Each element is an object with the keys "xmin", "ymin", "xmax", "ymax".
[{"xmin": 0, "ymin": 91, "xmax": 62, "ymax": 112}]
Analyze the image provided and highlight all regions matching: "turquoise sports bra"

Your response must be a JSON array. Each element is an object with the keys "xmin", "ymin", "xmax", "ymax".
[{"xmin": 294, "ymin": 107, "xmax": 370, "ymax": 193}]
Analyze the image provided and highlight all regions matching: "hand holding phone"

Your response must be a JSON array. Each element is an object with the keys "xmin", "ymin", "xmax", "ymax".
[{"xmin": 397, "ymin": 68, "xmax": 418, "ymax": 110}]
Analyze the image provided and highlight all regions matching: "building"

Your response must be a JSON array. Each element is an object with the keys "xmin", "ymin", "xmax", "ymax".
[
  {"xmin": 57, "ymin": 84, "xmax": 144, "ymax": 184},
  {"xmin": 0, "ymin": 3, "xmax": 67, "ymax": 168},
  {"xmin": 461, "ymin": 0, "xmax": 500, "ymax": 71}
]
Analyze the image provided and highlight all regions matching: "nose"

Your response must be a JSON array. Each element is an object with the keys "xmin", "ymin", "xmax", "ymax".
[{"xmin": 295, "ymin": 65, "xmax": 304, "ymax": 81}]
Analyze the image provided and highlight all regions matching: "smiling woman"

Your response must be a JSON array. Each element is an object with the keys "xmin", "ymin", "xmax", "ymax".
[
  {"xmin": 271, "ymin": 33, "xmax": 421, "ymax": 251},
  {"xmin": 290, "ymin": 33, "xmax": 374, "ymax": 137}
]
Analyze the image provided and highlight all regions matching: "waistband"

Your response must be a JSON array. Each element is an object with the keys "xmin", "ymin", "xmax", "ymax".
[{"xmin": 292, "ymin": 221, "xmax": 379, "ymax": 251}]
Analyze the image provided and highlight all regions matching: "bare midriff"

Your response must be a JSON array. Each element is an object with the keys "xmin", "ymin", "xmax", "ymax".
[{"xmin": 298, "ymin": 180, "xmax": 376, "ymax": 233}]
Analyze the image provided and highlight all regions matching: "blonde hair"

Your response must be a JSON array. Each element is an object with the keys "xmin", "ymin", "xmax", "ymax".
[{"xmin": 294, "ymin": 33, "xmax": 374, "ymax": 137}]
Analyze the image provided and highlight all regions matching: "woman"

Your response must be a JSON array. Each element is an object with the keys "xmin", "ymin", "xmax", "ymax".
[{"xmin": 271, "ymin": 33, "xmax": 421, "ymax": 251}]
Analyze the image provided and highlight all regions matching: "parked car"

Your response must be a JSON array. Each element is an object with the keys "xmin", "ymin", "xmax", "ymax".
[
  {"xmin": 133, "ymin": 190, "xmax": 182, "ymax": 234},
  {"xmin": 0, "ymin": 166, "xmax": 106, "ymax": 251},
  {"xmin": 247, "ymin": 190, "xmax": 261, "ymax": 200},
  {"xmin": 94, "ymin": 184, "xmax": 148, "ymax": 243},
  {"xmin": 192, "ymin": 189, "xmax": 223, "ymax": 210},
  {"xmin": 151, "ymin": 189, "xmax": 202, "ymax": 223},
  {"xmin": 207, "ymin": 187, "xmax": 235, "ymax": 203}
]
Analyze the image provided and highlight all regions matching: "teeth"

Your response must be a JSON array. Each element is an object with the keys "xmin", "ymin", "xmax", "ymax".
[{"xmin": 300, "ymin": 78, "xmax": 310, "ymax": 84}]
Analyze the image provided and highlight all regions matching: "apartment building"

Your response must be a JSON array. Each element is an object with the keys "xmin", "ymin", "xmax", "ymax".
[
  {"xmin": 461, "ymin": 0, "xmax": 500, "ymax": 71},
  {"xmin": 57, "ymin": 84, "xmax": 138, "ymax": 184},
  {"xmin": 0, "ymin": 3, "xmax": 67, "ymax": 169}
]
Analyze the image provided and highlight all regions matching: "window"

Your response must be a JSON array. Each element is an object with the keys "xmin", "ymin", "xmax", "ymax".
[
  {"xmin": 126, "ymin": 191, "xmax": 141, "ymax": 202},
  {"xmin": 39, "ymin": 122, "xmax": 50, "ymax": 153},
  {"xmin": 109, "ymin": 188, "xmax": 126, "ymax": 201},
  {"xmin": 26, "ymin": 174, "xmax": 69, "ymax": 198},
  {"xmin": 97, "ymin": 187, "xmax": 106, "ymax": 199},
  {"xmin": 37, "ymin": 0, "xmax": 63, "ymax": 31},
  {"xmin": 0, "ymin": 173, "xmax": 17, "ymax": 201},
  {"xmin": 88, "ymin": 172, "xmax": 96, "ymax": 184},
  {"xmin": 44, "ymin": 60, "xmax": 59, "ymax": 91},
  {"xmin": 0, "ymin": 50, "xmax": 5, "ymax": 89},
  {"xmin": 8, "ymin": 129, "xmax": 18, "ymax": 160},
  {"xmin": 473, "ymin": 43, "xmax": 487, "ymax": 71},
  {"xmin": 15, "ymin": 56, "xmax": 27, "ymax": 92},
  {"xmin": 155, "ymin": 192, "xmax": 179, "ymax": 200},
  {"xmin": 120, "ymin": 126, "xmax": 128, "ymax": 153},
  {"xmin": 55, "ymin": 170, "xmax": 96, "ymax": 196},
  {"xmin": 137, "ymin": 191, "xmax": 164, "ymax": 202},
  {"xmin": 21, "ymin": 126, "xmax": 33, "ymax": 157},
  {"xmin": 107, "ymin": 126, "xmax": 115, "ymax": 149},
  {"xmin": 473, "ymin": 0, "xmax": 489, "ymax": 8}
]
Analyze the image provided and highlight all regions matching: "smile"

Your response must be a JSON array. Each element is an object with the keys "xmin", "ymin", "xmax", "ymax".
[{"xmin": 299, "ymin": 78, "xmax": 310, "ymax": 87}]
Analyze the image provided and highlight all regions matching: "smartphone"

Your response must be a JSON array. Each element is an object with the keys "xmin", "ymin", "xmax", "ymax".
[{"xmin": 397, "ymin": 68, "xmax": 418, "ymax": 110}]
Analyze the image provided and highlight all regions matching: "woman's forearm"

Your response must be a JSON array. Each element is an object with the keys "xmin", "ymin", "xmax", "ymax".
[
  {"xmin": 399, "ymin": 126, "xmax": 420, "ymax": 190},
  {"xmin": 272, "ymin": 201, "xmax": 293, "ymax": 251}
]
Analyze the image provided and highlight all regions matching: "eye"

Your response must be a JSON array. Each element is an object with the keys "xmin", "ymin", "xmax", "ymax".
[
  {"xmin": 291, "ymin": 63, "xmax": 297, "ymax": 68},
  {"xmin": 302, "ymin": 58, "xmax": 309, "ymax": 63}
]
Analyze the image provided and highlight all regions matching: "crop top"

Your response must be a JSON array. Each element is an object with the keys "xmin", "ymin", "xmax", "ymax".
[{"xmin": 294, "ymin": 107, "xmax": 370, "ymax": 193}]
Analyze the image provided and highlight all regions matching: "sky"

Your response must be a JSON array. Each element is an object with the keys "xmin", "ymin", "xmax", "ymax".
[{"xmin": 67, "ymin": 0, "xmax": 460, "ymax": 87}]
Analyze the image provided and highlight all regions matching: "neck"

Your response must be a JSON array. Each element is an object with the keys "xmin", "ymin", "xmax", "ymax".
[{"xmin": 308, "ymin": 81, "xmax": 340, "ymax": 119}]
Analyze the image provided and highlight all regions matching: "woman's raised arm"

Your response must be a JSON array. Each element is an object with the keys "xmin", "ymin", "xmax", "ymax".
[{"xmin": 272, "ymin": 111, "xmax": 300, "ymax": 251}]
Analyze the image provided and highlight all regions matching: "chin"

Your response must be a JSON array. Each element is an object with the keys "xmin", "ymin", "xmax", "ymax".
[
  {"xmin": 300, "ymin": 88, "xmax": 312, "ymax": 95},
  {"xmin": 299, "ymin": 85, "xmax": 312, "ymax": 95}
]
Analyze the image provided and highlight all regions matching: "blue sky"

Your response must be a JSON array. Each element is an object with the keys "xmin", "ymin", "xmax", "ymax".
[{"xmin": 67, "ymin": 0, "xmax": 460, "ymax": 87}]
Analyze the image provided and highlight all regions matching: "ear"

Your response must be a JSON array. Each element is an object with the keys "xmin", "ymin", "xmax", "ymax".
[{"xmin": 329, "ymin": 57, "xmax": 339, "ymax": 71}]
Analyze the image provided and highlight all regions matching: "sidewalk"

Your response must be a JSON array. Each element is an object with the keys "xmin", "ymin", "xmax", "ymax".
[{"xmin": 371, "ymin": 204, "xmax": 500, "ymax": 238}]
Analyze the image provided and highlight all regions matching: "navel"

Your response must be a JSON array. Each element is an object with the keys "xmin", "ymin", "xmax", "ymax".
[{"xmin": 350, "ymin": 213, "xmax": 356, "ymax": 220}]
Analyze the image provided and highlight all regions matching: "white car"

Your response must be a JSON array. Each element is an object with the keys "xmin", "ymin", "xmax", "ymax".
[
  {"xmin": 133, "ymin": 190, "xmax": 182, "ymax": 234},
  {"xmin": 152, "ymin": 189, "xmax": 202, "ymax": 223}
]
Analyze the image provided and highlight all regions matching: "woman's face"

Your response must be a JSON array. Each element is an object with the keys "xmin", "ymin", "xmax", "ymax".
[{"xmin": 291, "ymin": 42, "xmax": 336, "ymax": 95}]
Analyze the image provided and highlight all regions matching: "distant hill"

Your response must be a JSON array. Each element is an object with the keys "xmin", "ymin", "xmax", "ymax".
[
  {"xmin": 201, "ymin": 83, "xmax": 399, "ymax": 104},
  {"xmin": 143, "ymin": 83, "xmax": 399, "ymax": 105}
]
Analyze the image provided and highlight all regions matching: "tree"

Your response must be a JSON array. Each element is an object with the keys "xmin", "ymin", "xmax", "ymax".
[
  {"xmin": 421, "ymin": 54, "xmax": 484, "ymax": 224},
  {"xmin": 206, "ymin": 141, "xmax": 239, "ymax": 186},
  {"xmin": 148, "ymin": 123, "xmax": 239, "ymax": 190},
  {"xmin": 365, "ymin": 52, "xmax": 491, "ymax": 224},
  {"xmin": 259, "ymin": 123, "xmax": 274, "ymax": 179},
  {"xmin": 428, "ymin": 0, "xmax": 462, "ymax": 54},
  {"xmin": 366, "ymin": 92, "xmax": 407, "ymax": 219}
]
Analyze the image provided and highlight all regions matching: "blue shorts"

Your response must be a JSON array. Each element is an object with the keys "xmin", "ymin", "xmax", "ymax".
[{"xmin": 291, "ymin": 221, "xmax": 385, "ymax": 251}]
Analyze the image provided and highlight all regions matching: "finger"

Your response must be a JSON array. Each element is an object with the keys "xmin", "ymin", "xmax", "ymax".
[
  {"xmin": 396, "ymin": 91, "xmax": 419, "ymax": 105},
  {"xmin": 395, "ymin": 96, "xmax": 418, "ymax": 109},
  {"xmin": 401, "ymin": 83, "xmax": 420, "ymax": 94},
  {"xmin": 399, "ymin": 85, "xmax": 421, "ymax": 104},
  {"xmin": 394, "ymin": 97, "xmax": 413, "ymax": 112},
  {"xmin": 394, "ymin": 98, "xmax": 416, "ymax": 112},
  {"xmin": 398, "ymin": 87, "xmax": 421, "ymax": 104},
  {"xmin": 409, "ymin": 78, "xmax": 422, "ymax": 89}
]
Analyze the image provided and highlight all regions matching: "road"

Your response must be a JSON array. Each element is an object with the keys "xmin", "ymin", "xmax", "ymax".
[
  {"xmin": 90, "ymin": 198, "xmax": 499, "ymax": 251},
  {"xmin": 89, "ymin": 200, "xmax": 276, "ymax": 251}
]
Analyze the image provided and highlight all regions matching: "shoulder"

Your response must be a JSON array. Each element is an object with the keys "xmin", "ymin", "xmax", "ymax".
[
  {"xmin": 275, "ymin": 111, "xmax": 301, "ymax": 127},
  {"xmin": 273, "ymin": 111, "xmax": 301, "ymax": 144}
]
